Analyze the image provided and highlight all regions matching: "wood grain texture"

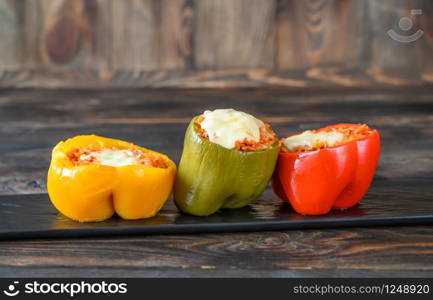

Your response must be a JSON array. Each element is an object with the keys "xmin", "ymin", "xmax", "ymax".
[
  {"xmin": 369, "ymin": 0, "xmax": 422, "ymax": 85},
  {"xmin": 2, "ymin": 68, "xmax": 433, "ymax": 88},
  {"xmin": 0, "ymin": 0, "xmax": 21, "ymax": 70},
  {"xmin": 20, "ymin": 0, "xmax": 42, "ymax": 69},
  {"xmin": 110, "ymin": 0, "xmax": 159, "ymax": 70},
  {"xmin": 194, "ymin": 0, "xmax": 276, "ymax": 68},
  {"xmin": 1, "ymin": 226, "xmax": 433, "ymax": 277},
  {"xmin": 419, "ymin": 1, "xmax": 433, "ymax": 82},
  {"xmin": 20, "ymin": 0, "xmax": 109, "ymax": 70},
  {"xmin": 275, "ymin": 0, "xmax": 368, "ymax": 71},
  {"xmin": 17, "ymin": 0, "xmax": 192, "ymax": 72},
  {"xmin": 40, "ymin": 0, "xmax": 95, "ymax": 65},
  {"xmin": 110, "ymin": 0, "xmax": 192, "ymax": 71},
  {"xmin": 0, "ymin": 0, "xmax": 432, "ymax": 87}
]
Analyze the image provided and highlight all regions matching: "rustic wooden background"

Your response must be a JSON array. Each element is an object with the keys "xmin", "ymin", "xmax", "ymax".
[{"xmin": 0, "ymin": 0, "xmax": 432, "ymax": 88}]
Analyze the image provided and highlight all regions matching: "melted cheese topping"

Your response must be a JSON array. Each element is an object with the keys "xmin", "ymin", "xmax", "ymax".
[
  {"xmin": 200, "ymin": 109, "xmax": 265, "ymax": 149},
  {"xmin": 80, "ymin": 149, "xmax": 143, "ymax": 167},
  {"xmin": 283, "ymin": 130, "xmax": 345, "ymax": 152}
]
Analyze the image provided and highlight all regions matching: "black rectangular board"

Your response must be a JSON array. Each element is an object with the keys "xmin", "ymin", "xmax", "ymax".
[{"xmin": 0, "ymin": 179, "xmax": 432, "ymax": 240}]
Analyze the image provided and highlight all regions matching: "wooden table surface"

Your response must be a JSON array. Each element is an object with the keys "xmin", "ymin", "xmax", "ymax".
[{"xmin": 1, "ymin": 88, "xmax": 433, "ymax": 277}]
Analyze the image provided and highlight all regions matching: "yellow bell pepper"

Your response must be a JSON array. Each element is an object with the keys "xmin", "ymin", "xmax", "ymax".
[{"xmin": 47, "ymin": 135, "xmax": 176, "ymax": 222}]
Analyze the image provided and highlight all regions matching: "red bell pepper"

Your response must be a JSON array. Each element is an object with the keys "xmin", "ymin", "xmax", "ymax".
[{"xmin": 272, "ymin": 124, "xmax": 380, "ymax": 215}]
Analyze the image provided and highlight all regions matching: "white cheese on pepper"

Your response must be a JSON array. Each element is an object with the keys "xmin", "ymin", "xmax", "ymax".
[{"xmin": 200, "ymin": 109, "xmax": 264, "ymax": 149}]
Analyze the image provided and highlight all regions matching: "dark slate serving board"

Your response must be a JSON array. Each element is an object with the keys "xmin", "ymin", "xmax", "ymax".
[{"xmin": 0, "ymin": 179, "xmax": 432, "ymax": 240}]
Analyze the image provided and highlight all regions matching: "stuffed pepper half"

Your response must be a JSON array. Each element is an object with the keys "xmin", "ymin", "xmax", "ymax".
[
  {"xmin": 272, "ymin": 124, "xmax": 380, "ymax": 215},
  {"xmin": 174, "ymin": 109, "xmax": 280, "ymax": 216},
  {"xmin": 47, "ymin": 135, "xmax": 176, "ymax": 222}
]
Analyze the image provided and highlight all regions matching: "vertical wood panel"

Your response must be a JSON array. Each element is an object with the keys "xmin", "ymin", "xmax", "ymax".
[
  {"xmin": 159, "ymin": 0, "xmax": 193, "ymax": 69},
  {"xmin": 419, "ymin": 1, "xmax": 433, "ymax": 82},
  {"xmin": 42, "ymin": 0, "xmax": 99, "ymax": 67},
  {"xmin": 367, "ymin": 0, "xmax": 427, "ymax": 84},
  {"xmin": 21, "ymin": 0, "xmax": 109, "ymax": 69},
  {"xmin": 0, "ymin": 0, "xmax": 432, "ymax": 87},
  {"xmin": 276, "ymin": 0, "xmax": 367, "ymax": 70},
  {"xmin": 111, "ymin": 0, "xmax": 191, "ymax": 71},
  {"xmin": 110, "ymin": 0, "xmax": 159, "ymax": 70},
  {"xmin": 194, "ymin": 0, "xmax": 276, "ymax": 69},
  {"xmin": 21, "ymin": 0, "xmax": 43, "ymax": 68},
  {"xmin": 0, "ymin": 0, "xmax": 21, "ymax": 70},
  {"xmin": 18, "ymin": 0, "xmax": 192, "ymax": 71}
]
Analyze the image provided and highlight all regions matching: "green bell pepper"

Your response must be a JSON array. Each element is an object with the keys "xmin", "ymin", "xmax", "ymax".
[{"xmin": 174, "ymin": 116, "xmax": 280, "ymax": 216}]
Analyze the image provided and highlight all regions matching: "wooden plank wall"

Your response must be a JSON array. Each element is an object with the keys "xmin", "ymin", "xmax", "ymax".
[{"xmin": 0, "ymin": 0, "xmax": 432, "ymax": 88}]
